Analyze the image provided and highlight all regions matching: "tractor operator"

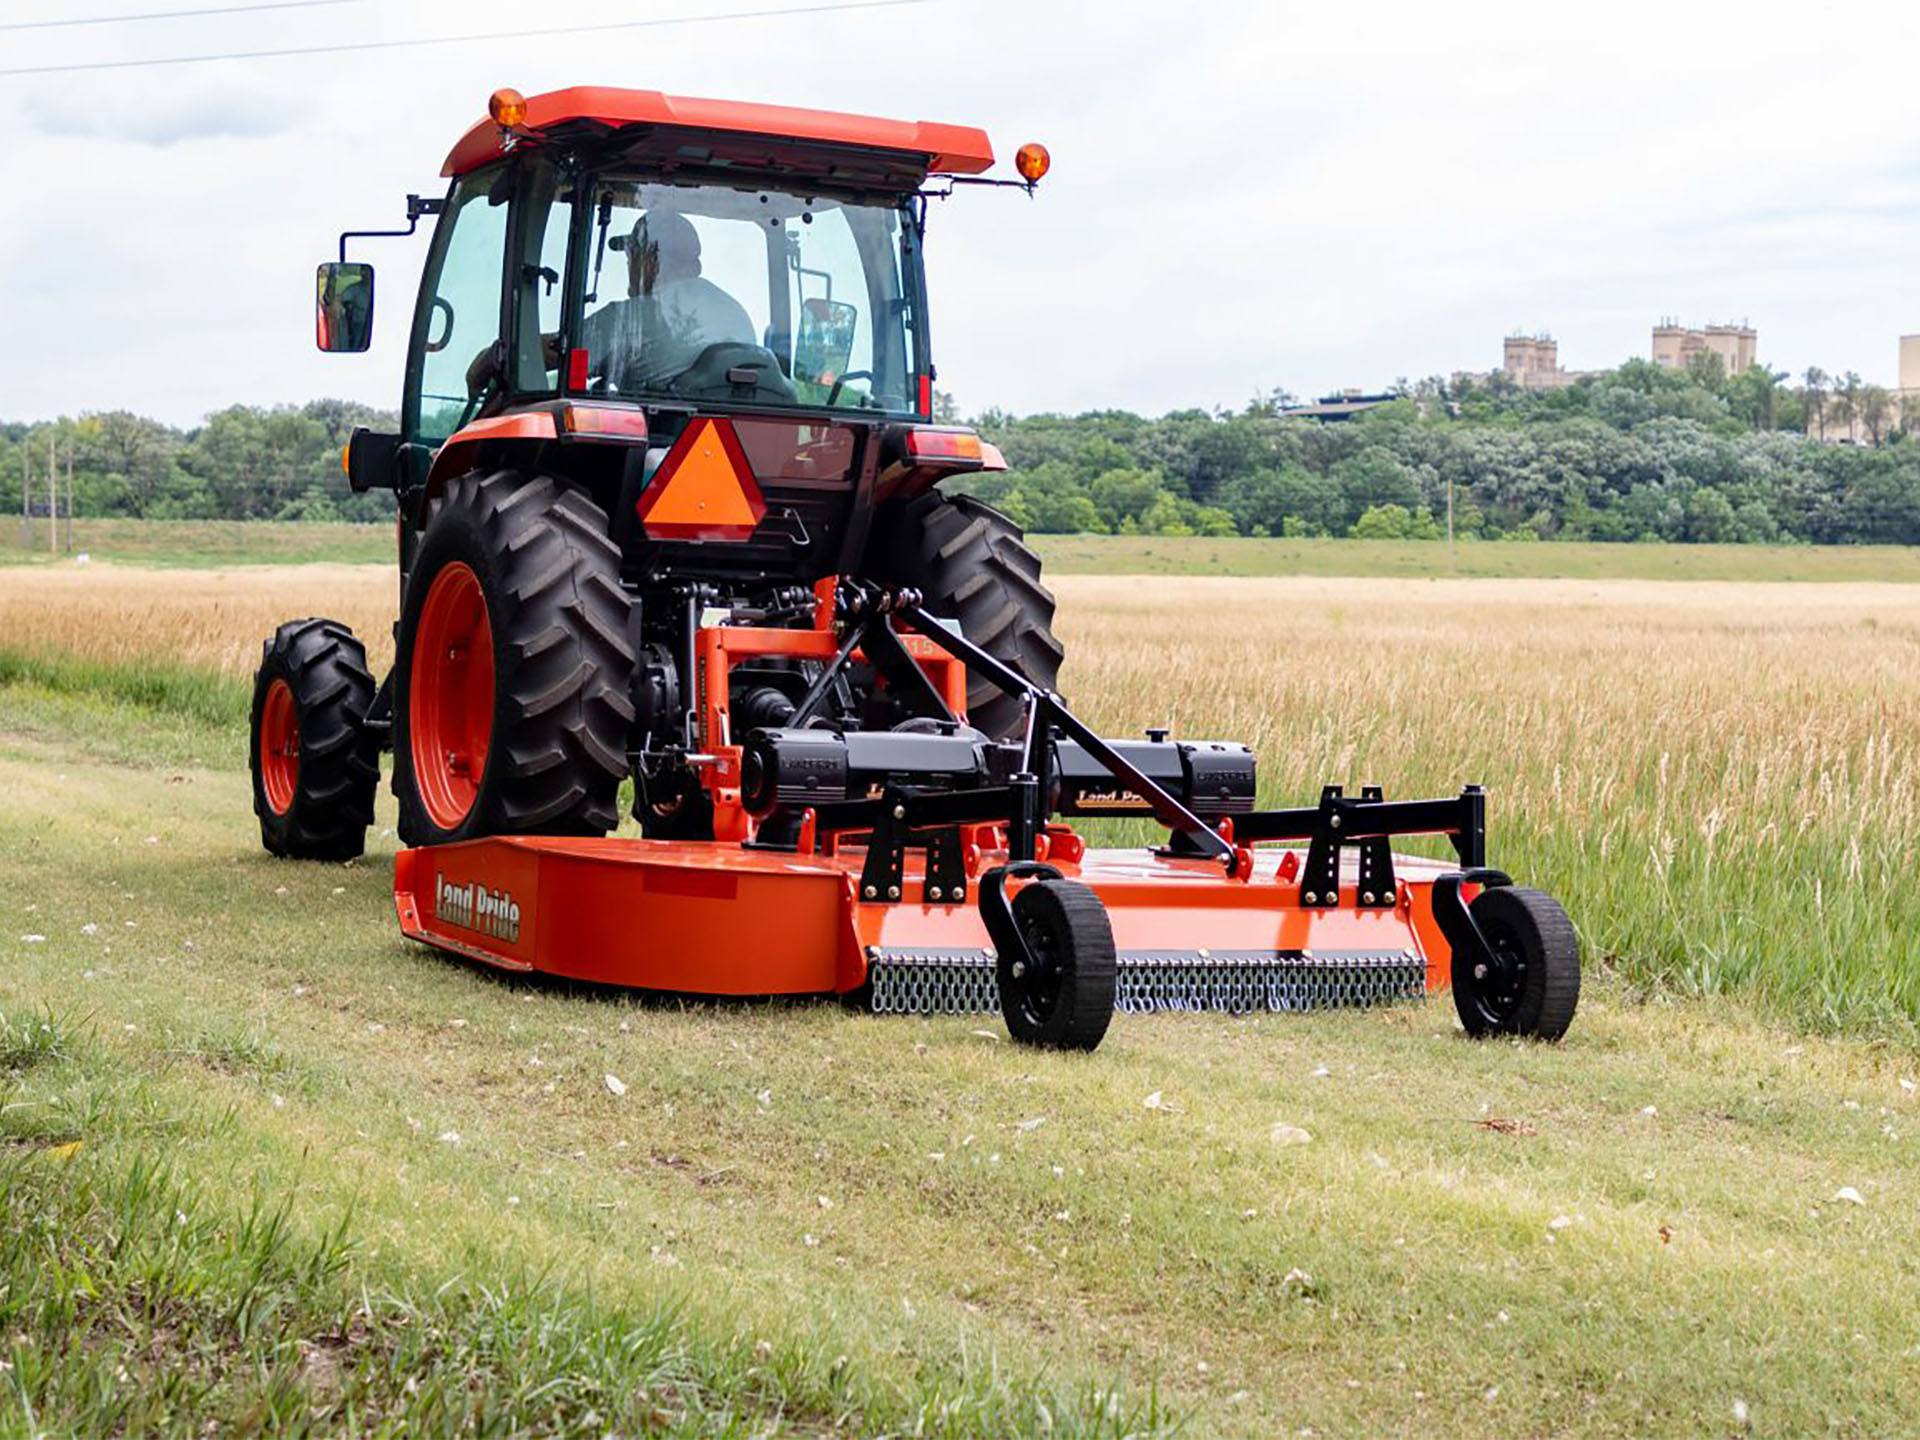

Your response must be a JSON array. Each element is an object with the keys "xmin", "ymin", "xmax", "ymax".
[{"xmin": 583, "ymin": 209, "xmax": 755, "ymax": 393}]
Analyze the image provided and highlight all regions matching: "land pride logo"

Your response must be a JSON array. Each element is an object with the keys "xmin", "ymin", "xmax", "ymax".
[{"xmin": 435, "ymin": 872, "xmax": 522, "ymax": 944}]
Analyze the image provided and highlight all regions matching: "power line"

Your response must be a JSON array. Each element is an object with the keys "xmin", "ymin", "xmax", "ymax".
[
  {"xmin": 0, "ymin": 0, "xmax": 354, "ymax": 32},
  {"xmin": 0, "ymin": 0, "xmax": 928, "ymax": 76}
]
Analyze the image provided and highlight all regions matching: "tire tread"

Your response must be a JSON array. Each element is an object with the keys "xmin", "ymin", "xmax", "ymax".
[
  {"xmin": 250, "ymin": 617, "xmax": 378, "ymax": 861},
  {"xmin": 395, "ymin": 470, "xmax": 632, "ymax": 845}
]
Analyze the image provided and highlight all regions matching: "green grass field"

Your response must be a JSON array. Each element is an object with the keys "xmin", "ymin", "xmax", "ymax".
[
  {"xmin": 1032, "ymin": 532, "xmax": 1920, "ymax": 581},
  {"xmin": 0, "ymin": 518, "xmax": 394, "ymax": 568},
  {"xmin": 8, "ymin": 517, "xmax": 1920, "ymax": 581},
  {"xmin": 4, "ymin": 684, "xmax": 1920, "ymax": 1436},
  {"xmin": 4, "ymin": 525, "xmax": 1920, "ymax": 1435}
]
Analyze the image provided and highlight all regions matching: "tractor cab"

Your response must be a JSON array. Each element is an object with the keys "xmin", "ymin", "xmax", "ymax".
[{"xmin": 321, "ymin": 87, "xmax": 1041, "ymax": 589}]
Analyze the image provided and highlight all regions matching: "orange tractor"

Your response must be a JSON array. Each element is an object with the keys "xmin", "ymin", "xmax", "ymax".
[{"xmin": 253, "ymin": 87, "xmax": 1579, "ymax": 1050}]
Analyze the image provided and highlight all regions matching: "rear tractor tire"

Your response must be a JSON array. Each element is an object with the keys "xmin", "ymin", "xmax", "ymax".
[
  {"xmin": 998, "ymin": 879, "xmax": 1117, "ymax": 1051},
  {"xmin": 393, "ymin": 469, "xmax": 635, "ymax": 847},
  {"xmin": 1451, "ymin": 886, "xmax": 1581, "ymax": 1041},
  {"xmin": 869, "ymin": 491, "xmax": 1065, "ymax": 741},
  {"xmin": 249, "ymin": 618, "xmax": 379, "ymax": 861}
]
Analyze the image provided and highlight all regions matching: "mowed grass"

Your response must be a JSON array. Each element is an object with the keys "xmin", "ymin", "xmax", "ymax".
[{"xmin": 6, "ymin": 714, "xmax": 1920, "ymax": 1437}]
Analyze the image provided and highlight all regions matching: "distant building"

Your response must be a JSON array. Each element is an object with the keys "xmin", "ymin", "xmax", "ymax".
[
  {"xmin": 1808, "ymin": 335, "xmax": 1918, "ymax": 445},
  {"xmin": 1652, "ymin": 320, "xmax": 1757, "ymax": 377},
  {"xmin": 1449, "ymin": 332, "xmax": 1592, "ymax": 394},
  {"xmin": 1280, "ymin": 389, "xmax": 1397, "ymax": 422},
  {"xmin": 1501, "ymin": 332, "xmax": 1581, "ymax": 391}
]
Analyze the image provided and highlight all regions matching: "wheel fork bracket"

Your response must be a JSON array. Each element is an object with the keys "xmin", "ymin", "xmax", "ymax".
[
  {"xmin": 976, "ymin": 860, "xmax": 1066, "ymax": 984},
  {"xmin": 1431, "ymin": 867, "xmax": 1513, "ymax": 981}
]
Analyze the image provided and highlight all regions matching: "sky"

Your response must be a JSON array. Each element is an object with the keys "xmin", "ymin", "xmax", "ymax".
[{"xmin": 3, "ymin": 0, "xmax": 1919, "ymax": 427}]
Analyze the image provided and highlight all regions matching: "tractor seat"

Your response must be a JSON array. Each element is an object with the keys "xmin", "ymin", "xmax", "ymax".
[{"xmin": 666, "ymin": 342, "xmax": 798, "ymax": 406}]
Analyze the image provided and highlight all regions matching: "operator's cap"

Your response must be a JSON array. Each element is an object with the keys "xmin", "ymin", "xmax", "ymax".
[{"xmin": 609, "ymin": 209, "xmax": 700, "ymax": 263}]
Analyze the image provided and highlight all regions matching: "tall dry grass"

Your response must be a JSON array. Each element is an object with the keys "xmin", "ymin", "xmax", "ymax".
[
  {"xmin": 2, "ymin": 563, "xmax": 1916, "ymax": 1032},
  {"xmin": 0, "ymin": 563, "xmax": 399, "ymax": 679},
  {"xmin": 1057, "ymin": 576, "xmax": 1920, "ymax": 1031}
]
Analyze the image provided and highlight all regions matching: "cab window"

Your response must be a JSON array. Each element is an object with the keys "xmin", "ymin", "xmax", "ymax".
[
  {"xmin": 410, "ymin": 173, "xmax": 509, "ymax": 442},
  {"xmin": 572, "ymin": 179, "xmax": 919, "ymax": 414}
]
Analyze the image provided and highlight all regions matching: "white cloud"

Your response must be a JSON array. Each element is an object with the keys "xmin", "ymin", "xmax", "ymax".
[
  {"xmin": 1, "ymin": 0, "xmax": 1918, "ymax": 425},
  {"xmin": 31, "ymin": 80, "xmax": 295, "ymax": 147}
]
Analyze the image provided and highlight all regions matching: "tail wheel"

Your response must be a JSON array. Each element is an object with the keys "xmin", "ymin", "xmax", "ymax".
[
  {"xmin": 1453, "ymin": 886, "xmax": 1581, "ymax": 1041},
  {"xmin": 867, "ymin": 491, "xmax": 1064, "ymax": 741},
  {"xmin": 393, "ymin": 469, "xmax": 634, "ymax": 847},
  {"xmin": 249, "ymin": 618, "xmax": 378, "ymax": 860},
  {"xmin": 998, "ymin": 879, "xmax": 1117, "ymax": 1051}
]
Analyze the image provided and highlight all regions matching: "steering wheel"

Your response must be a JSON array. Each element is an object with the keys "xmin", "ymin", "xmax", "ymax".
[
  {"xmin": 455, "ymin": 343, "xmax": 501, "ymax": 430},
  {"xmin": 827, "ymin": 370, "xmax": 873, "ymax": 407},
  {"xmin": 454, "ymin": 376, "xmax": 497, "ymax": 432},
  {"xmin": 425, "ymin": 297, "xmax": 455, "ymax": 354}
]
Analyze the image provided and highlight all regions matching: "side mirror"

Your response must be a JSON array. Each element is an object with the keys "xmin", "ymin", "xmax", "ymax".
[
  {"xmin": 316, "ymin": 261, "xmax": 375, "ymax": 353},
  {"xmin": 794, "ymin": 297, "xmax": 857, "ymax": 388}
]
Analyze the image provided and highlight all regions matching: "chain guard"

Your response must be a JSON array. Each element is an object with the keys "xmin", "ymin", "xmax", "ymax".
[{"xmin": 866, "ymin": 947, "xmax": 1425, "ymax": 1016}]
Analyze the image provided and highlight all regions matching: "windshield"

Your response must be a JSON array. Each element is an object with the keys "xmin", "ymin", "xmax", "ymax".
[{"xmin": 572, "ymin": 178, "xmax": 922, "ymax": 415}]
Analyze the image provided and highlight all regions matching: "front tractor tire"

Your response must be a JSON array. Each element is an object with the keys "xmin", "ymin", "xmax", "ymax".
[
  {"xmin": 869, "ymin": 492, "xmax": 1065, "ymax": 740},
  {"xmin": 394, "ymin": 470, "xmax": 634, "ymax": 847},
  {"xmin": 250, "ymin": 618, "xmax": 379, "ymax": 860}
]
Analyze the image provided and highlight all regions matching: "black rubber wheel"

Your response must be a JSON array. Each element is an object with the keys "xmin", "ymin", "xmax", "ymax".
[
  {"xmin": 1452, "ymin": 886, "xmax": 1580, "ymax": 1040},
  {"xmin": 393, "ymin": 470, "xmax": 635, "ymax": 846},
  {"xmin": 998, "ymin": 879, "xmax": 1117, "ymax": 1051},
  {"xmin": 866, "ymin": 491, "xmax": 1064, "ymax": 740},
  {"xmin": 249, "ymin": 618, "xmax": 378, "ymax": 860}
]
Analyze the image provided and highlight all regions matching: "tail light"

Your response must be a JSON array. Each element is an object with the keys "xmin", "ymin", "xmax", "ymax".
[
  {"xmin": 902, "ymin": 427, "xmax": 1006, "ymax": 471},
  {"xmin": 559, "ymin": 403, "xmax": 649, "ymax": 439},
  {"xmin": 905, "ymin": 428, "xmax": 982, "ymax": 462}
]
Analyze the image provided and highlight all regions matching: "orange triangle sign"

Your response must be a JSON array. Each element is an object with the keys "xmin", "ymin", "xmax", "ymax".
[{"xmin": 636, "ymin": 417, "xmax": 768, "ymax": 541}]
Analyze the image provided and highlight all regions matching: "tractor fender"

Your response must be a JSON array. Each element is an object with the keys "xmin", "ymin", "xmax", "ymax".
[{"xmin": 419, "ymin": 412, "xmax": 559, "ymax": 515}]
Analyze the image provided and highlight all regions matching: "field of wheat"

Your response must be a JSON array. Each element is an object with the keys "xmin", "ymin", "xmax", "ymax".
[{"xmin": 3, "ymin": 561, "xmax": 1916, "ymax": 1032}]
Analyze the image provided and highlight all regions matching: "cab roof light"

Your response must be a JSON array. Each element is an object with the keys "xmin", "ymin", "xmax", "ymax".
[
  {"xmin": 489, "ymin": 87, "xmax": 528, "ymax": 129},
  {"xmin": 560, "ymin": 403, "xmax": 649, "ymax": 439},
  {"xmin": 928, "ymin": 139, "xmax": 1052, "ymax": 198}
]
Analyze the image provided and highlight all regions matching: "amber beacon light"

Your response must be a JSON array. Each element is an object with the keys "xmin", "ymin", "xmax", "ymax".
[
  {"xmin": 489, "ymin": 87, "xmax": 528, "ymax": 128},
  {"xmin": 1014, "ymin": 141, "xmax": 1051, "ymax": 183}
]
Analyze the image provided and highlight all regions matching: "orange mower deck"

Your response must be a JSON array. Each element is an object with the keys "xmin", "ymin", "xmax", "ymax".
[{"xmin": 393, "ymin": 831, "xmax": 1460, "ymax": 1010}]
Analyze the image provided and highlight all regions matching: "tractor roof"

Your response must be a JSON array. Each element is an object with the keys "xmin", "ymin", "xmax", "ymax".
[{"xmin": 442, "ymin": 87, "xmax": 996, "ymax": 183}]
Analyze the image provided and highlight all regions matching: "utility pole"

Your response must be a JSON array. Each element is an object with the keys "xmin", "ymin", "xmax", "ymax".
[
  {"xmin": 64, "ymin": 443, "xmax": 74, "ymax": 553},
  {"xmin": 18, "ymin": 446, "xmax": 27, "ymax": 551},
  {"xmin": 1446, "ymin": 477, "xmax": 1455, "ymax": 574},
  {"xmin": 47, "ymin": 437, "xmax": 57, "ymax": 557}
]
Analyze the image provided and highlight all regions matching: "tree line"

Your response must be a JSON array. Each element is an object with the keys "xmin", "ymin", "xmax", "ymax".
[
  {"xmin": 5, "ymin": 357, "xmax": 1919, "ymax": 544},
  {"xmin": 1, "ymin": 400, "xmax": 398, "ymax": 526},
  {"xmin": 957, "ymin": 359, "xmax": 1920, "ymax": 544}
]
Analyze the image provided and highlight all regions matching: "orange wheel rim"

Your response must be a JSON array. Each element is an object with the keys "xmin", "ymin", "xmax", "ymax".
[
  {"xmin": 410, "ymin": 561, "xmax": 495, "ymax": 830},
  {"xmin": 260, "ymin": 677, "xmax": 299, "ymax": 815}
]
